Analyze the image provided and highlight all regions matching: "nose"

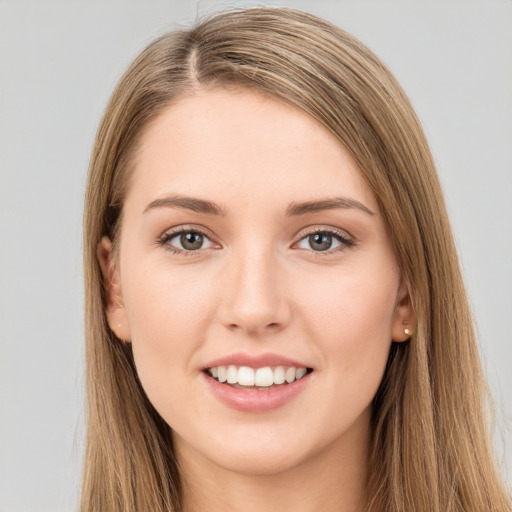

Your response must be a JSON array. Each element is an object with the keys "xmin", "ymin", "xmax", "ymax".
[{"xmin": 217, "ymin": 245, "xmax": 291, "ymax": 336}]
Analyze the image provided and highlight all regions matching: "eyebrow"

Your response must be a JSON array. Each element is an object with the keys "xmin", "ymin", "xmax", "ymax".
[
  {"xmin": 143, "ymin": 194, "xmax": 374, "ymax": 217},
  {"xmin": 286, "ymin": 197, "xmax": 374, "ymax": 216},
  {"xmin": 143, "ymin": 195, "xmax": 227, "ymax": 216}
]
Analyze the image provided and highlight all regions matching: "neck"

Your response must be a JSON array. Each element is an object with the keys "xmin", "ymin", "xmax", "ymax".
[{"xmin": 176, "ymin": 409, "xmax": 370, "ymax": 512}]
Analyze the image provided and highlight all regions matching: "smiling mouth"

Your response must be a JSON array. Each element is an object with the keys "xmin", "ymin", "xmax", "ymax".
[{"xmin": 205, "ymin": 365, "xmax": 313, "ymax": 389}]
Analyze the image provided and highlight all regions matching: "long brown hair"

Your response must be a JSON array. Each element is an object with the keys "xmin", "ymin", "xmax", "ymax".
[{"xmin": 82, "ymin": 7, "xmax": 510, "ymax": 511}]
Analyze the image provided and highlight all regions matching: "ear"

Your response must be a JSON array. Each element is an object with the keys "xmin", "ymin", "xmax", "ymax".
[
  {"xmin": 97, "ymin": 236, "xmax": 131, "ymax": 342},
  {"xmin": 391, "ymin": 280, "xmax": 416, "ymax": 342}
]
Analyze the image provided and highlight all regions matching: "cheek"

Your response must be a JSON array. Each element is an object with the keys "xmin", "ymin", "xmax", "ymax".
[
  {"xmin": 296, "ymin": 262, "xmax": 398, "ymax": 392},
  {"xmin": 124, "ymin": 258, "xmax": 216, "ymax": 336},
  {"xmin": 297, "ymin": 271, "xmax": 397, "ymax": 429},
  {"xmin": 301, "ymin": 269, "xmax": 397, "ymax": 342},
  {"xmin": 120, "ymin": 260, "xmax": 219, "ymax": 396}
]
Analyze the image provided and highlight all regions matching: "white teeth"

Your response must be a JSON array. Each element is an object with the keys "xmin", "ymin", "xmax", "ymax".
[
  {"xmin": 207, "ymin": 365, "xmax": 310, "ymax": 387},
  {"xmin": 217, "ymin": 366, "xmax": 227, "ymax": 383},
  {"xmin": 255, "ymin": 367, "xmax": 274, "ymax": 387},
  {"xmin": 273, "ymin": 366, "xmax": 285, "ymax": 385},
  {"xmin": 285, "ymin": 367, "xmax": 296, "ymax": 383},
  {"xmin": 227, "ymin": 365, "xmax": 238, "ymax": 384},
  {"xmin": 295, "ymin": 367, "xmax": 307, "ymax": 380},
  {"xmin": 238, "ymin": 366, "xmax": 255, "ymax": 386}
]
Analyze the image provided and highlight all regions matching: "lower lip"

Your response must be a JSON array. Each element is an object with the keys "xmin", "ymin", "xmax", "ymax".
[{"xmin": 202, "ymin": 372, "xmax": 311, "ymax": 413}]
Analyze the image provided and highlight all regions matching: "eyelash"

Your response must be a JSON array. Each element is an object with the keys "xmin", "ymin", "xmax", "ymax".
[
  {"xmin": 156, "ymin": 227, "xmax": 214, "ymax": 257},
  {"xmin": 156, "ymin": 226, "xmax": 355, "ymax": 256},
  {"xmin": 294, "ymin": 227, "xmax": 356, "ymax": 255}
]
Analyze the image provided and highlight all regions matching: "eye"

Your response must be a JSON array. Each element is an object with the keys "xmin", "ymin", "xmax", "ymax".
[
  {"xmin": 295, "ymin": 229, "xmax": 354, "ymax": 252},
  {"xmin": 160, "ymin": 229, "xmax": 215, "ymax": 252}
]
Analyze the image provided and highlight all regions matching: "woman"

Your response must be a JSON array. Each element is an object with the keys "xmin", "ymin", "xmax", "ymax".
[{"xmin": 82, "ymin": 7, "xmax": 511, "ymax": 512}]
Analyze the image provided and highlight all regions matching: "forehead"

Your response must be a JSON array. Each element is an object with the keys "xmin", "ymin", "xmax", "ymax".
[{"xmin": 126, "ymin": 89, "xmax": 378, "ymax": 214}]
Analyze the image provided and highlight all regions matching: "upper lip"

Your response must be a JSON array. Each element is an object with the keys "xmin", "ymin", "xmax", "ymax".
[{"xmin": 204, "ymin": 352, "xmax": 312, "ymax": 370}]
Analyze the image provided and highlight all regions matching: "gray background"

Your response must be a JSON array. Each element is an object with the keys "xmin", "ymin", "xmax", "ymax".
[{"xmin": 0, "ymin": 1, "xmax": 510, "ymax": 510}]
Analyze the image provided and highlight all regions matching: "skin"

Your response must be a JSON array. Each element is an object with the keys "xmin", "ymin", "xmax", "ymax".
[{"xmin": 99, "ymin": 89, "xmax": 414, "ymax": 512}]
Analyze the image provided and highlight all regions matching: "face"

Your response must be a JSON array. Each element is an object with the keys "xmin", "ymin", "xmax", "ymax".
[{"xmin": 99, "ymin": 89, "xmax": 413, "ymax": 476}]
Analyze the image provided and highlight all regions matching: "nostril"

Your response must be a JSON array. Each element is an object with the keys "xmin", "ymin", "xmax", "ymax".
[{"xmin": 226, "ymin": 321, "xmax": 283, "ymax": 334}]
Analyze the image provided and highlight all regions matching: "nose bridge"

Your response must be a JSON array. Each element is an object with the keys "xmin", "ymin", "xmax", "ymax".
[{"xmin": 219, "ymin": 238, "xmax": 289, "ymax": 334}]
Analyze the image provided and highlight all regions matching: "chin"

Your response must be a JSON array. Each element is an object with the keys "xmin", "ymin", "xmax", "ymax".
[
  {"xmin": 173, "ymin": 422, "xmax": 316, "ymax": 476},
  {"xmin": 182, "ymin": 419, "xmax": 344, "ymax": 479},
  {"xmin": 210, "ymin": 444, "xmax": 310, "ymax": 476}
]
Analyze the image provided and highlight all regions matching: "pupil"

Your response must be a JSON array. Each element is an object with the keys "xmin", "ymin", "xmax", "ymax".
[
  {"xmin": 309, "ymin": 233, "xmax": 332, "ymax": 251},
  {"xmin": 181, "ymin": 232, "xmax": 203, "ymax": 250}
]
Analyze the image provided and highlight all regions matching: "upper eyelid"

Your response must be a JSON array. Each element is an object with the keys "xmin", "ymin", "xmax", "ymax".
[
  {"xmin": 157, "ymin": 227, "xmax": 217, "ymax": 255},
  {"xmin": 294, "ymin": 225, "xmax": 353, "ymax": 241},
  {"xmin": 159, "ymin": 224, "xmax": 215, "ymax": 240},
  {"xmin": 160, "ymin": 225, "xmax": 351, "ymax": 236},
  {"xmin": 292, "ymin": 227, "xmax": 356, "ymax": 255},
  {"xmin": 156, "ymin": 226, "xmax": 217, "ymax": 252},
  {"xmin": 156, "ymin": 225, "xmax": 354, "ymax": 248}
]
